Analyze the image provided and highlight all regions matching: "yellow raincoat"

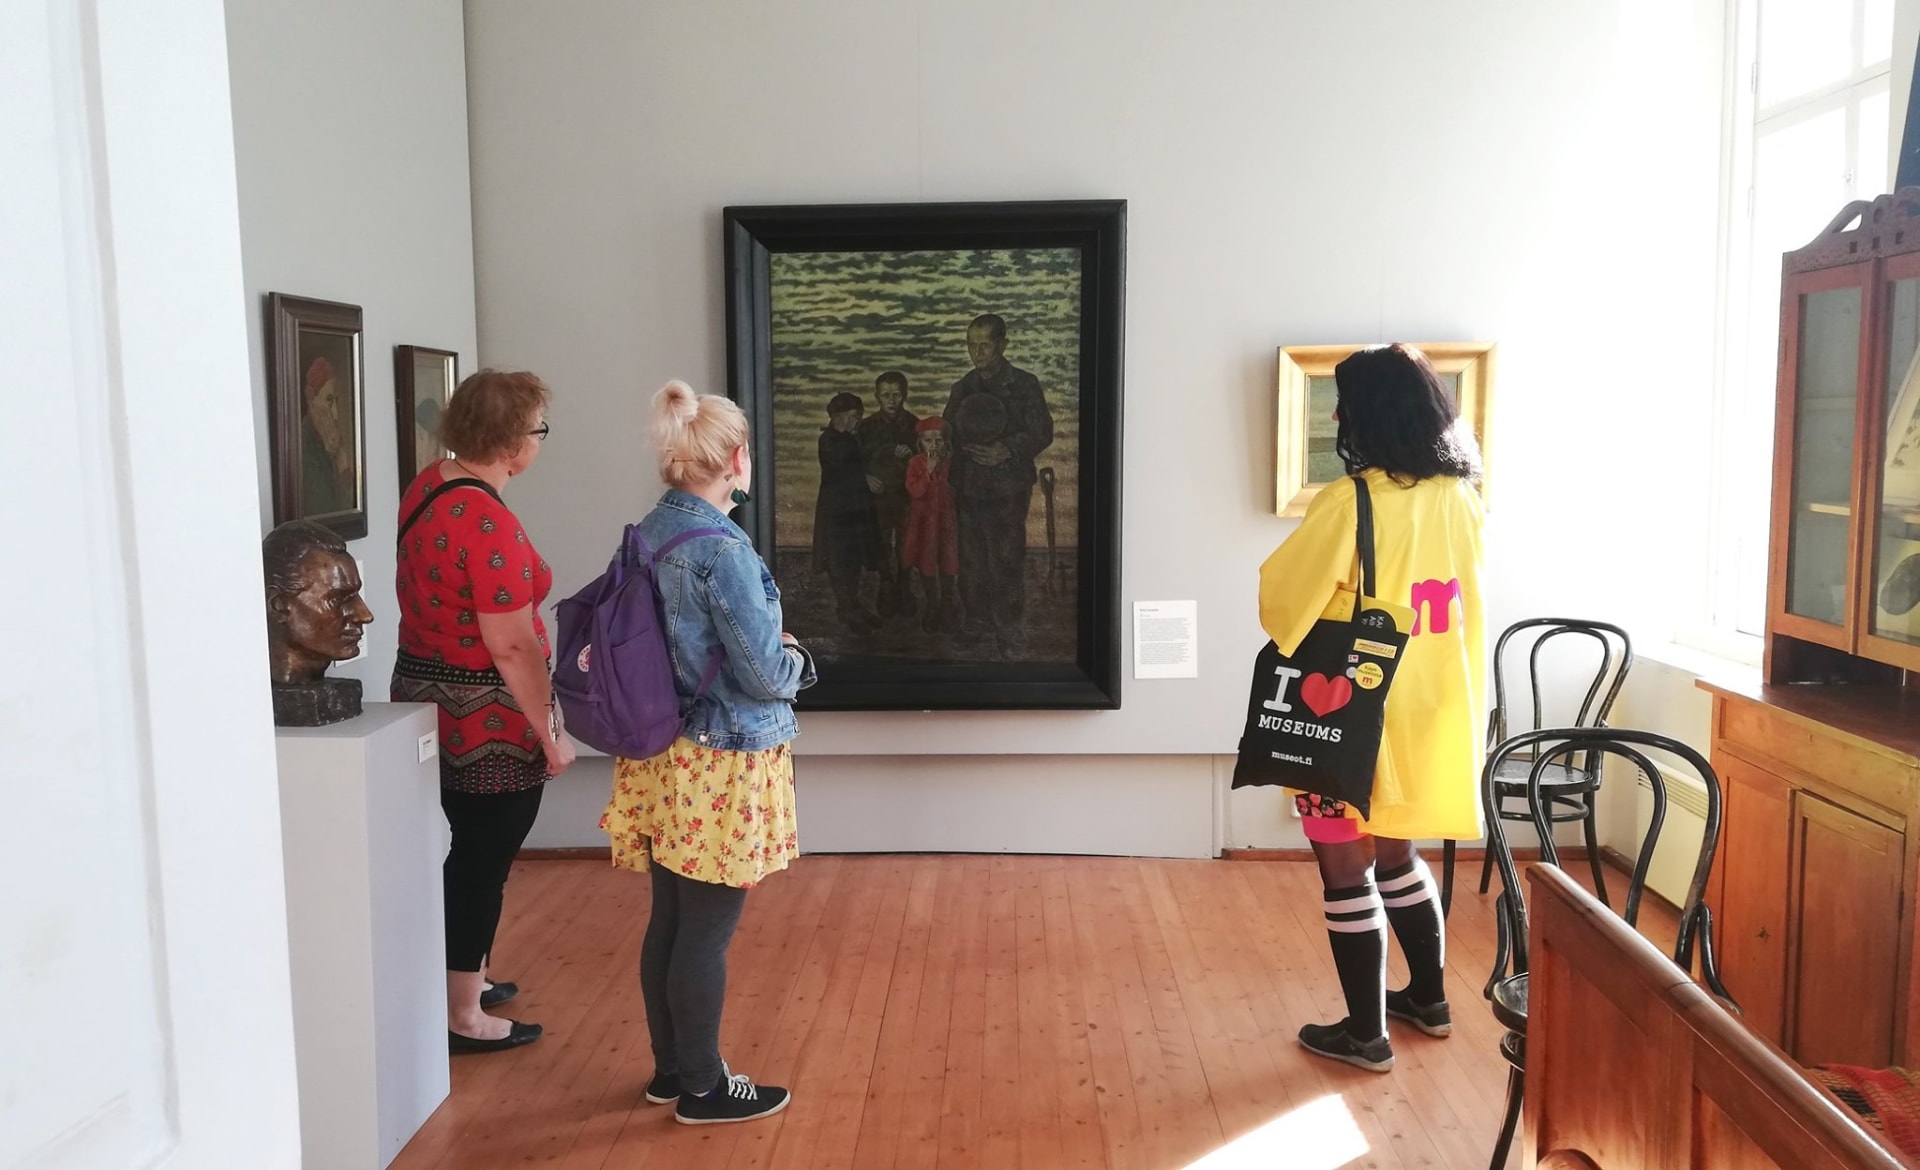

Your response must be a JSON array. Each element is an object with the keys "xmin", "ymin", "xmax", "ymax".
[{"xmin": 1258, "ymin": 470, "xmax": 1486, "ymax": 841}]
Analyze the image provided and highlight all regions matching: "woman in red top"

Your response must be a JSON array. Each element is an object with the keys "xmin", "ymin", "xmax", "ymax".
[{"xmin": 392, "ymin": 369, "xmax": 576, "ymax": 1054}]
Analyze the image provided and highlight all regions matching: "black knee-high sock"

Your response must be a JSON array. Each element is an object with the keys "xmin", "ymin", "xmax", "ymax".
[
  {"xmin": 1323, "ymin": 881, "xmax": 1386, "ymax": 1041},
  {"xmin": 1378, "ymin": 857, "xmax": 1446, "ymax": 1005}
]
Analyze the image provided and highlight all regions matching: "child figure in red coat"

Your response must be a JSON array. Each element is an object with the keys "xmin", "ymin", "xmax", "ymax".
[{"xmin": 903, "ymin": 417, "xmax": 961, "ymax": 633}]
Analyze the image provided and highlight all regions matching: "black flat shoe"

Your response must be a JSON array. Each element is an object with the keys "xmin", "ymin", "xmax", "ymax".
[
  {"xmin": 480, "ymin": 980, "xmax": 519, "ymax": 1009},
  {"xmin": 449, "ymin": 1021, "xmax": 542, "ymax": 1054}
]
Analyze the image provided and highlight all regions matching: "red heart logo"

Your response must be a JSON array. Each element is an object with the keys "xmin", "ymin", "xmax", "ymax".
[{"xmin": 1300, "ymin": 673, "xmax": 1353, "ymax": 718}]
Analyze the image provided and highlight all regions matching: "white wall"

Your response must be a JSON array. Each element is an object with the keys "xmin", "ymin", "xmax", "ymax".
[
  {"xmin": 226, "ymin": 0, "xmax": 480, "ymax": 688},
  {"xmin": 3, "ymin": 0, "xmax": 301, "ymax": 1164},
  {"xmin": 469, "ymin": 0, "xmax": 1731, "ymax": 853}
]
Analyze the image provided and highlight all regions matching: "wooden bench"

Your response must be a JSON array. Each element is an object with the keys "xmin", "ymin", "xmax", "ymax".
[{"xmin": 1523, "ymin": 864, "xmax": 1911, "ymax": 1168}]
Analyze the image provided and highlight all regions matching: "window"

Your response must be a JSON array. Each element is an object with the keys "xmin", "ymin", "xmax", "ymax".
[{"xmin": 1710, "ymin": 0, "xmax": 1893, "ymax": 644}]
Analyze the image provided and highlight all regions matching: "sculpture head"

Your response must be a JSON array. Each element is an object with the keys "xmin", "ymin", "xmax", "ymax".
[{"xmin": 263, "ymin": 520, "xmax": 373, "ymax": 686}]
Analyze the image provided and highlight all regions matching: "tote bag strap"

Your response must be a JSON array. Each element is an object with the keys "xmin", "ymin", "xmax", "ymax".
[{"xmin": 1350, "ymin": 474, "xmax": 1378, "ymax": 608}]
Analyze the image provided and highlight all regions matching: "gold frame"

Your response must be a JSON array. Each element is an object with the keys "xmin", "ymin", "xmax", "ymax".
[{"xmin": 1274, "ymin": 341, "xmax": 1496, "ymax": 517}]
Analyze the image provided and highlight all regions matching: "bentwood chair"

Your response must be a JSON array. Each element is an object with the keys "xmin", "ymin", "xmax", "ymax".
[
  {"xmin": 1480, "ymin": 727, "xmax": 1735, "ymax": 1170},
  {"xmin": 1440, "ymin": 618, "xmax": 1631, "ymax": 917}
]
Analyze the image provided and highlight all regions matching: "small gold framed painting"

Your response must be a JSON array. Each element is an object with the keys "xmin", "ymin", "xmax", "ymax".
[{"xmin": 1274, "ymin": 341, "xmax": 1495, "ymax": 517}]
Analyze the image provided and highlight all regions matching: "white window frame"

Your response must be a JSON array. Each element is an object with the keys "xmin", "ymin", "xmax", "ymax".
[{"xmin": 1694, "ymin": 0, "xmax": 1894, "ymax": 665}]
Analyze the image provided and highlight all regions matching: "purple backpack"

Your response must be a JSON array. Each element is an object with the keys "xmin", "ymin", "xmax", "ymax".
[{"xmin": 552, "ymin": 523, "xmax": 727, "ymax": 759}]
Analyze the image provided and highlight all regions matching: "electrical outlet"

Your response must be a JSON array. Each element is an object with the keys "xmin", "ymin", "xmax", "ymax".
[{"xmin": 418, "ymin": 731, "xmax": 438, "ymax": 763}]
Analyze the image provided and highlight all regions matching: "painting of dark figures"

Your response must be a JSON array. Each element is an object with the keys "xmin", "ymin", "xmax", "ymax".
[{"xmin": 769, "ymin": 248, "xmax": 1083, "ymax": 667}]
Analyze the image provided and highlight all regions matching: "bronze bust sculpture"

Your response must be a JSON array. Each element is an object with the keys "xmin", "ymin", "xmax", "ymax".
[{"xmin": 265, "ymin": 520, "xmax": 374, "ymax": 726}]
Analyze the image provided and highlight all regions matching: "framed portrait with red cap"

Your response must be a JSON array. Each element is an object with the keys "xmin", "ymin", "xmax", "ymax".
[{"xmin": 723, "ymin": 200, "xmax": 1126, "ymax": 711}]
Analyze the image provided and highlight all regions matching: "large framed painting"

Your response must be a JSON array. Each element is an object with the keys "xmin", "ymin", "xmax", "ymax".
[
  {"xmin": 394, "ymin": 344, "xmax": 459, "ymax": 492},
  {"xmin": 268, "ymin": 293, "xmax": 367, "ymax": 539},
  {"xmin": 723, "ymin": 200, "xmax": 1126, "ymax": 710},
  {"xmin": 1274, "ymin": 341, "xmax": 1496, "ymax": 517}
]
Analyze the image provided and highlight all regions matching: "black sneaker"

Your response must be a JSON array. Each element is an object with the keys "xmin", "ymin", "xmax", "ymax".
[
  {"xmin": 674, "ymin": 1063, "xmax": 791, "ymax": 1125},
  {"xmin": 1385, "ymin": 988, "xmax": 1453, "ymax": 1038},
  {"xmin": 1298, "ymin": 1020, "xmax": 1394, "ymax": 1072},
  {"xmin": 644, "ymin": 1071, "xmax": 681, "ymax": 1104}
]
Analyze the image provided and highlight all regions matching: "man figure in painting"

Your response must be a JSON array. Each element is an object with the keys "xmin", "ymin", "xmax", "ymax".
[
  {"xmin": 302, "ymin": 354, "xmax": 355, "ymax": 515},
  {"xmin": 814, "ymin": 392, "xmax": 884, "ymax": 633},
  {"xmin": 943, "ymin": 313, "xmax": 1054, "ymax": 656},
  {"xmin": 859, "ymin": 371, "xmax": 920, "ymax": 620},
  {"xmin": 263, "ymin": 519, "xmax": 374, "ymax": 725}
]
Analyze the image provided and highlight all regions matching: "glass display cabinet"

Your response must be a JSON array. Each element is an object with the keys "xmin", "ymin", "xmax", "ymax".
[
  {"xmin": 1771, "ymin": 194, "xmax": 1920, "ymax": 681},
  {"xmin": 1701, "ymin": 192, "xmax": 1920, "ymax": 1072}
]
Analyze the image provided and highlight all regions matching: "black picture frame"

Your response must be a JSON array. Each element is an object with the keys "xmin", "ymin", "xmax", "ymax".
[
  {"xmin": 394, "ymin": 344, "xmax": 459, "ymax": 494},
  {"xmin": 723, "ymin": 199, "xmax": 1125, "ymax": 711},
  {"xmin": 267, "ymin": 293, "xmax": 367, "ymax": 540}
]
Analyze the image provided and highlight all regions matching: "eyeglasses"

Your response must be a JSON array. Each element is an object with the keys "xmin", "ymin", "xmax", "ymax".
[{"xmin": 528, "ymin": 422, "xmax": 551, "ymax": 441}]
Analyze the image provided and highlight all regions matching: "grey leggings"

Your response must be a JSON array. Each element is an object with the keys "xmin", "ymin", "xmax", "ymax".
[{"xmin": 642, "ymin": 861, "xmax": 749, "ymax": 1094}]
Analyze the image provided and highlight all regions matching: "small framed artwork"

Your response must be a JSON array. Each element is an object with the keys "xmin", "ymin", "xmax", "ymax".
[
  {"xmin": 394, "ymin": 345, "xmax": 459, "ymax": 491},
  {"xmin": 1274, "ymin": 341, "xmax": 1496, "ymax": 517},
  {"xmin": 268, "ymin": 293, "xmax": 367, "ymax": 539},
  {"xmin": 724, "ymin": 199, "xmax": 1126, "ymax": 711}
]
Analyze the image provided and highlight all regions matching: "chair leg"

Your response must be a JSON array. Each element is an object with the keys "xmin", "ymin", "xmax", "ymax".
[
  {"xmin": 1478, "ymin": 844, "xmax": 1494, "ymax": 895},
  {"xmin": 1485, "ymin": 896, "xmax": 1510, "ymax": 1000},
  {"xmin": 1441, "ymin": 839, "xmax": 1456, "ymax": 918},
  {"xmin": 1582, "ymin": 805, "xmax": 1609, "ymax": 908},
  {"xmin": 1489, "ymin": 1064, "xmax": 1524, "ymax": 1170}
]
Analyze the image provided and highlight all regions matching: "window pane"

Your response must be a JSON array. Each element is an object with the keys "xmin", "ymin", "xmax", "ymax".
[
  {"xmin": 1759, "ymin": 0, "xmax": 1855, "ymax": 106},
  {"xmin": 1865, "ymin": 0, "xmax": 1893, "ymax": 68},
  {"xmin": 1857, "ymin": 86, "xmax": 1891, "ymax": 199}
]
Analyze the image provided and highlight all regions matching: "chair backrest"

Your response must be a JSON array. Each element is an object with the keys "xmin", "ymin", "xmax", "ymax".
[
  {"xmin": 1489, "ymin": 619, "xmax": 1633, "ymax": 748},
  {"xmin": 1482, "ymin": 726, "xmax": 1733, "ymax": 1006}
]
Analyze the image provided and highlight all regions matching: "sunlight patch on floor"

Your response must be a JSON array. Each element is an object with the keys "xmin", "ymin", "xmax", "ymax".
[{"xmin": 1179, "ymin": 1093, "xmax": 1371, "ymax": 1170}]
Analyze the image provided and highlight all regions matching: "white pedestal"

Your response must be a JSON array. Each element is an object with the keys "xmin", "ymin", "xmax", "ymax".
[{"xmin": 277, "ymin": 702, "xmax": 448, "ymax": 1169}]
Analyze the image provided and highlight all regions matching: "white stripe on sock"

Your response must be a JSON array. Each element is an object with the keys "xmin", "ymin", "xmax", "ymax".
[
  {"xmin": 1325, "ymin": 915, "xmax": 1387, "ymax": 933},
  {"xmin": 1323, "ymin": 894, "xmax": 1384, "ymax": 915},
  {"xmin": 1383, "ymin": 888, "xmax": 1436, "ymax": 908},
  {"xmin": 1376, "ymin": 859, "xmax": 1434, "ymax": 895}
]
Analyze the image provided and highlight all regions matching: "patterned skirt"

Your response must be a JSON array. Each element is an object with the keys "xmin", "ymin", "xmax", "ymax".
[
  {"xmin": 600, "ymin": 738, "xmax": 799, "ymax": 888},
  {"xmin": 391, "ymin": 651, "xmax": 546, "ymax": 793}
]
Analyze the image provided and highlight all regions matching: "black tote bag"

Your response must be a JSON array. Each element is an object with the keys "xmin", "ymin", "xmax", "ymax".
[{"xmin": 1230, "ymin": 476, "xmax": 1412, "ymax": 819}]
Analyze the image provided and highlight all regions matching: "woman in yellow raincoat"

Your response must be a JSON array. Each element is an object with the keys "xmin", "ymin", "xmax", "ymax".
[{"xmin": 1257, "ymin": 344, "xmax": 1485, "ymax": 1073}]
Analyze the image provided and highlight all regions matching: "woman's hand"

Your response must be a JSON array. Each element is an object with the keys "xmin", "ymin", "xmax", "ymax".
[
  {"xmin": 780, "ymin": 631, "xmax": 798, "ymax": 646},
  {"xmin": 542, "ymin": 731, "xmax": 577, "ymax": 776}
]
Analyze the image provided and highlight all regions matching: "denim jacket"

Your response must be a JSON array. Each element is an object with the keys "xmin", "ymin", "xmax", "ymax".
[{"xmin": 638, "ymin": 490, "xmax": 815, "ymax": 752}]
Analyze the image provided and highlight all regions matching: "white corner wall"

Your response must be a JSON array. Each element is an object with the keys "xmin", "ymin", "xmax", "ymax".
[
  {"xmin": 468, "ymin": 0, "xmax": 1730, "ymax": 855},
  {"xmin": 6, "ymin": 0, "xmax": 301, "ymax": 1163},
  {"xmin": 225, "ymin": 0, "xmax": 480, "ymax": 688}
]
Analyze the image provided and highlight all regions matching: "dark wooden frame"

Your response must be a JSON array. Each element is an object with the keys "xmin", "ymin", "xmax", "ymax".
[
  {"xmin": 267, "ymin": 293, "xmax": 367, "ymax": 540},
  {"xmin": 393, "ymin": 345, "xmax": 459, "ymax": 494},
  {"xmin": 722, "ymin": 200, "xmax": 1126, "ymax": 711}
]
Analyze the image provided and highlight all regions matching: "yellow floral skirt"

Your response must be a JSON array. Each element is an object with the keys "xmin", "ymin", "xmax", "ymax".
[{"xmin": 599, "ymin": 738, "xmax": 798, "ymax": 888}]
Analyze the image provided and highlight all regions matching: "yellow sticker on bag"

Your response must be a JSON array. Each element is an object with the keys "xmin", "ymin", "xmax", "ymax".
[{"xmin": 1352, "ymin": 638, "xmax": 1398, "ymax": 659}]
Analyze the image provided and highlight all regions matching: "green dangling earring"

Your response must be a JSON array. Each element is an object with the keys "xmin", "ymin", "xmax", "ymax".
[{"xmin": 730, "ymin": 487, "xmax": 750, "ymax": 506}]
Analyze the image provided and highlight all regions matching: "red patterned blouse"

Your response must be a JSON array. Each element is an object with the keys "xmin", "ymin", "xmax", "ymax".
[{"xmin": 393, "ymin": 464, "xmax": 553, "ymax": 791}]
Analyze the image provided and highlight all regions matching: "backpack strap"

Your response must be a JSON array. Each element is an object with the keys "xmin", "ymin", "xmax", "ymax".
[
  {"xmin": 626, "ymin": 524, "xmax": 735, "ymax": 708},
  {"xmin": 398, "ymin": 476, "xmax": 503, "ymax": 547}
]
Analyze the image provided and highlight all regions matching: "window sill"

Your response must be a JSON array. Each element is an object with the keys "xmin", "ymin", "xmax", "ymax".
[{"xmin": 1636, "ymin": 627, "xmax": 1763, "ymax": 690}]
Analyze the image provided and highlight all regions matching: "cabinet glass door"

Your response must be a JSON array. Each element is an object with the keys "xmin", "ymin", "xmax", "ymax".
[
  {"xmin": 1785, "ymin": 286, "xmax": 1861, "ymax": 627},
  {"xmin": 1873, "ymin": 278, "xmax": 1920, "ymax": 650}
]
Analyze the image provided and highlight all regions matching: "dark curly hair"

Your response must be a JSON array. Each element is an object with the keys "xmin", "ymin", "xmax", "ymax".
[{"xmin": 1333, "ymin": 344, "xmax": 1482, "ymax": 486}]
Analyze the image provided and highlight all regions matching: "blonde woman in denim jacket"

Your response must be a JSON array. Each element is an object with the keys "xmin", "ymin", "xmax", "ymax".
[{"xmin": 599, "ymin": 380, "xmax": 815, "ymax": 1126}]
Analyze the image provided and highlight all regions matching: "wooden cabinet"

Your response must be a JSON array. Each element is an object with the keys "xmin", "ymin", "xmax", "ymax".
[
  {"xmin": 1701, "ymin": 680, "xmax": 1920, "ymax": 1068},
  {"xmin": 1792, "ymin": 792, "xmax": 1904, "ymax": 1067},
  {"xmin": 1766, "ymin": 193, "xmax": 1920, "ymax": 685},
  {"xmin": 1714, "ymin": 758, "xmax": 1793, "ymax": 1045}
]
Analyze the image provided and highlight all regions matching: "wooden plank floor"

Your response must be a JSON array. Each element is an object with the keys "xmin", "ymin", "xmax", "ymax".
[{"xmin": 390, "ymin": 854, "xmax": 1663, "ymax": 1170}]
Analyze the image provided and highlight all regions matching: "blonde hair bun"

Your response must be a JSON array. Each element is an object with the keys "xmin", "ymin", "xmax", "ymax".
[{"xmin": 651, "ymin": 379, "xmax": 750, "ymax": 489}]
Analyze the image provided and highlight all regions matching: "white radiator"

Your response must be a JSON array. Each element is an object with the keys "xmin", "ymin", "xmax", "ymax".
[{"xmin": 1631, "ymin": 760, "xmax": 1710, "ymax": 906}]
